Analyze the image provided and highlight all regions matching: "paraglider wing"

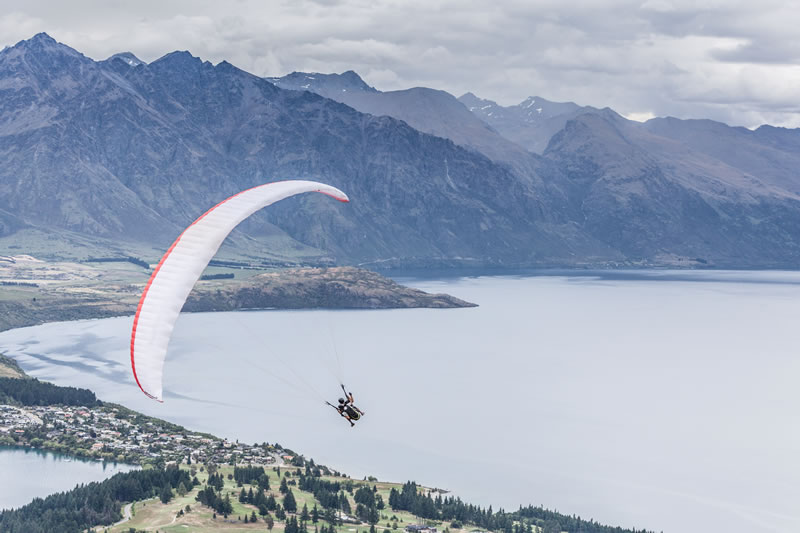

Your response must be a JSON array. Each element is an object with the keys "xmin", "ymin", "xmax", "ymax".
[{"xmin": 130, "ymin": 180, "xmax": 349, "ymax": 401}]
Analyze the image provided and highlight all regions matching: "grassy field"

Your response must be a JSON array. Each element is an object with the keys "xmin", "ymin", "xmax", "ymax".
[
  {"xmin": 0, "ymin": 254, "xmax": 268, "ymax": 333},
  {"xmin": 0, "ymin": 365, "xmax": 24, "ymax": 378},
  {"xmin": 0, "ymin": 354, "xmax": 26, "ymax": 378},
  {"xmin": 108, "ymin": 464, "xmax": 435, "ymax": 533}
]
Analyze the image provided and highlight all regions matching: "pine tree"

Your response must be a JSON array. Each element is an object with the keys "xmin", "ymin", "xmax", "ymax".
[
  {"xmin": 223, "ymin": 494, "xmax": 233, "ymax": 517},
  {"xmin": 160, "ymin": 483, "xmax": 174, "ymax": 504},
  {"xmin": 324, "ymin": 506, "xmax": 338, "ymax": 525},
  {"xmin": 368, "ymin": 505, "xmax": 380, "ymax": 525},
  {"xmin": 339, "ymin": 491, "xmax": 351, "ymax": 513},
  {"xmin": 284, "ymin": 490, "xmax": 298, "ymax": 513},
  {"xmin": 267, "ymin": 493, "xmax": 278, "ymax": 511},
  {"xmin": 301, "ymin": 503, "xmax": 311, "ymax": 522},
  {"xmin": 312, "ymin": 504, "xmax": 320, "ymax": 523},
  {"xmin": 280, "ymin": 477, "xmax": 290, "ymax": 494}
]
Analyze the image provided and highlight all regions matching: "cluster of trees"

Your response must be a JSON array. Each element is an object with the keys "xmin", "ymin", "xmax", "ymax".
[
  {"xmin": 235, "ymin": 465, "xmax": 270, "ymax": 489},
  {"xmin": 390, "ymin": 481, "xmax": 513, "ymax": 528},
  {"xmin": 200, "ymin": 273, "xmax": 234, "ymax": 280},
  {"xmin": 238, "ymin": 485, "xmax": 278, "ymax": 514},
  {"xmin": 353, "ymin": 485, "xmax": 383, "ymax": 524},
  {"xmin": 208, "ymin": 259, "xmax": 248, "ymax": 268},
  {"xmin": 297, "ymin": 474, "xmax": 347, "ymax": 509},
  {"xmin": 195, "ymin": 486, "xmax": 234, "ymax": 517},
  {"xmin": 242, "ymin": 509, "xmax": 266, "ymax": 525},
  {"xmin": 388, "ymin": 482, "xmax": 652, "ymax": 533},
  {"xmin": 0, "ymin": 467, "xmax": 193, "ymax": 533},
  {"xmin": 284, "ymin": 515, "xmax": 311, "ymax": 533},
  {"xmin": 0, "ymin": 377, "xmax": 98, "ymax": 406},
  {"xmin": 511, "ymin": 505, "xmax": 654, "ymax": 533},
  {"xmin": 86, "ymin": 256, "xmax": 150, "ymax": 268},
  {"xmin": 206, "ymin": 472, "xmax": 225, "ymax": 491}
]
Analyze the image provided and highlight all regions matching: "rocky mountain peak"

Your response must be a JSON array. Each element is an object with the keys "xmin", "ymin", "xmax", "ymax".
[
  {"xmin": 267, "ymin": 70, "xmax": 377, "ymax": 95},
  {"xmin": 1, "ymin": 32, "xmax": 87, "ymax": 65},
  {"xmin": 105, "ymin": 52, "xmax": 145, "ymax": 67},
  {"xmin": 22, "ymin": 32, "xmax": 59, "ymax": 49},
  {"xmin": 338, "ymin": 70, "xmax": 375, "ymax": 91},
  {"xmin": 458, "ymin": 92, "xmax": 496, "ymax": 111},
  {"xmin": 152, "ymin": 50, "xmax": 203, "ymax": 67}
]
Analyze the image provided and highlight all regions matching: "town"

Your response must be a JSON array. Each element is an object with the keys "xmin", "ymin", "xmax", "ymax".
[{"xmin": 0, "ymin": 402, "xmax": 287, "ymax": 467}]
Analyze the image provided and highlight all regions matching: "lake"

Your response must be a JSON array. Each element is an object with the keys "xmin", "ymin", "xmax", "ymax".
[
  {"xmin": 0, "ymin": 446, "xmax": 137, "ymax": 510},
  {"xmin": 0, "ymin": 271, "xmax": 798, "ymax": 532}
]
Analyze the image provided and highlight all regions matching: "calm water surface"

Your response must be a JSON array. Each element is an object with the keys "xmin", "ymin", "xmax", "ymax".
[
  {"xmin": 0, "ymin": 271, "xmax": 798, "ymax": 532},
  {"xmin": 0, "ymin": 446, "xmax": 137, "ymax": 510}
]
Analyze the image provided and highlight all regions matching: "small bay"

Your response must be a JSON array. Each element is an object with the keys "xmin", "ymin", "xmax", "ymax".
[{"xmin": 0, "ymin": 446, "xmax": 137, "ymax": 510}]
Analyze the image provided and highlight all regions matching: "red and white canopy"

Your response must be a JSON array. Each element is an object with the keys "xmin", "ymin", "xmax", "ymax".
[{"xmin": 130, "ymin": 180, "xmax": 349, "ymax": 401}]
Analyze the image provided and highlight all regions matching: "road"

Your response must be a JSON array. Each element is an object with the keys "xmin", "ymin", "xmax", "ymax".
[{"xmin": 112, "ymin": 502, "xmax": 133, "ymax": 526}]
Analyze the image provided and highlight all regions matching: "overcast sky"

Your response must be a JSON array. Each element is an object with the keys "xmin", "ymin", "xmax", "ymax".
[{"xmin": 2, "ymin": 0, "xmax": 800, "ymax": 128}]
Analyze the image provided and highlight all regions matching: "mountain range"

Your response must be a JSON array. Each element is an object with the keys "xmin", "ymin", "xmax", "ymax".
[{"xmin": 2, "ymin": 33, "xmax": 800, "ymax": 269}]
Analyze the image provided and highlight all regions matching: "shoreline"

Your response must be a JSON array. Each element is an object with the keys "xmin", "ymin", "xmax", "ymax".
[{"xmin": 0, "ymin": 263, "xmax": 477, "ymax": 334}]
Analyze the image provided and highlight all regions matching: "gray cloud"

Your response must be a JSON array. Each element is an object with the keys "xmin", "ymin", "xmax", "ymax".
[{"xmin": 1, "ymin": 0, "xmax": 800, "ymax": 128}]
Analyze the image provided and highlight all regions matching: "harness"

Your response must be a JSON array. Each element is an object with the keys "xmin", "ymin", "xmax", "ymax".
[{"xmin": 343, "ymin": 405, "xmax": 361, "ymax": 420}]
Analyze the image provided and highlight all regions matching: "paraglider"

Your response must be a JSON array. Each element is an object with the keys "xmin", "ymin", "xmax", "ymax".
[
  {"xmin": 327, "ymin": 384, "xmax": 365, "ymax": 427},
  {"xmin": 130, "ymin": 180, "xmax": 349, "ymax": 402}
]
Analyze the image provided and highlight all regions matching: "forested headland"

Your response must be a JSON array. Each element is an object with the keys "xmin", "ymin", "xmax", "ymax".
[
  {"xmin": 0, "ymin": 377, "xmax": 99, "ymax": 407},
  {"xmin": 0, "ymin": 459, "xmax": 656, "ymax": 533}
]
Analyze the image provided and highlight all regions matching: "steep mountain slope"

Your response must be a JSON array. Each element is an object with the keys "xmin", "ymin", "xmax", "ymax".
[
  {"xmin": 0, "ymin": 34, "xmax": 604, "ymax": 268},
  {"xmin": 266, "ymin": 71, "xmax": 546, "ymax": 180},
  {"xmin": 3, "ymin": 34, "xmax": 800, "ymax": 269},
  {"xmin": 543, "ymin": 110, "xmax": 800, "ymax": 265},
  {"xmin": 642, "ymin": 117, "xmax": 800, "ymax": 196}
]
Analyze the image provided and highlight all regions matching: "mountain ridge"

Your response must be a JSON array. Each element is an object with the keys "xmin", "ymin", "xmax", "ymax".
[
  {"xmin": 1, "ymin": 34, "xmax": 592, "ymax": 269},
  {"xmin": 2, "ymin": 33, "xmax": 800, "ymax": 269}
]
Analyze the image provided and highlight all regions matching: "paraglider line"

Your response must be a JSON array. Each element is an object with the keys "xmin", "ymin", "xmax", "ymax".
[
  {"xmin": 228, "ymin": 313, "xmax": 326, "ymax": 402},
  {"xmin": 326, "ymin": 319, "xmax": 345, "ymax": 384}
]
